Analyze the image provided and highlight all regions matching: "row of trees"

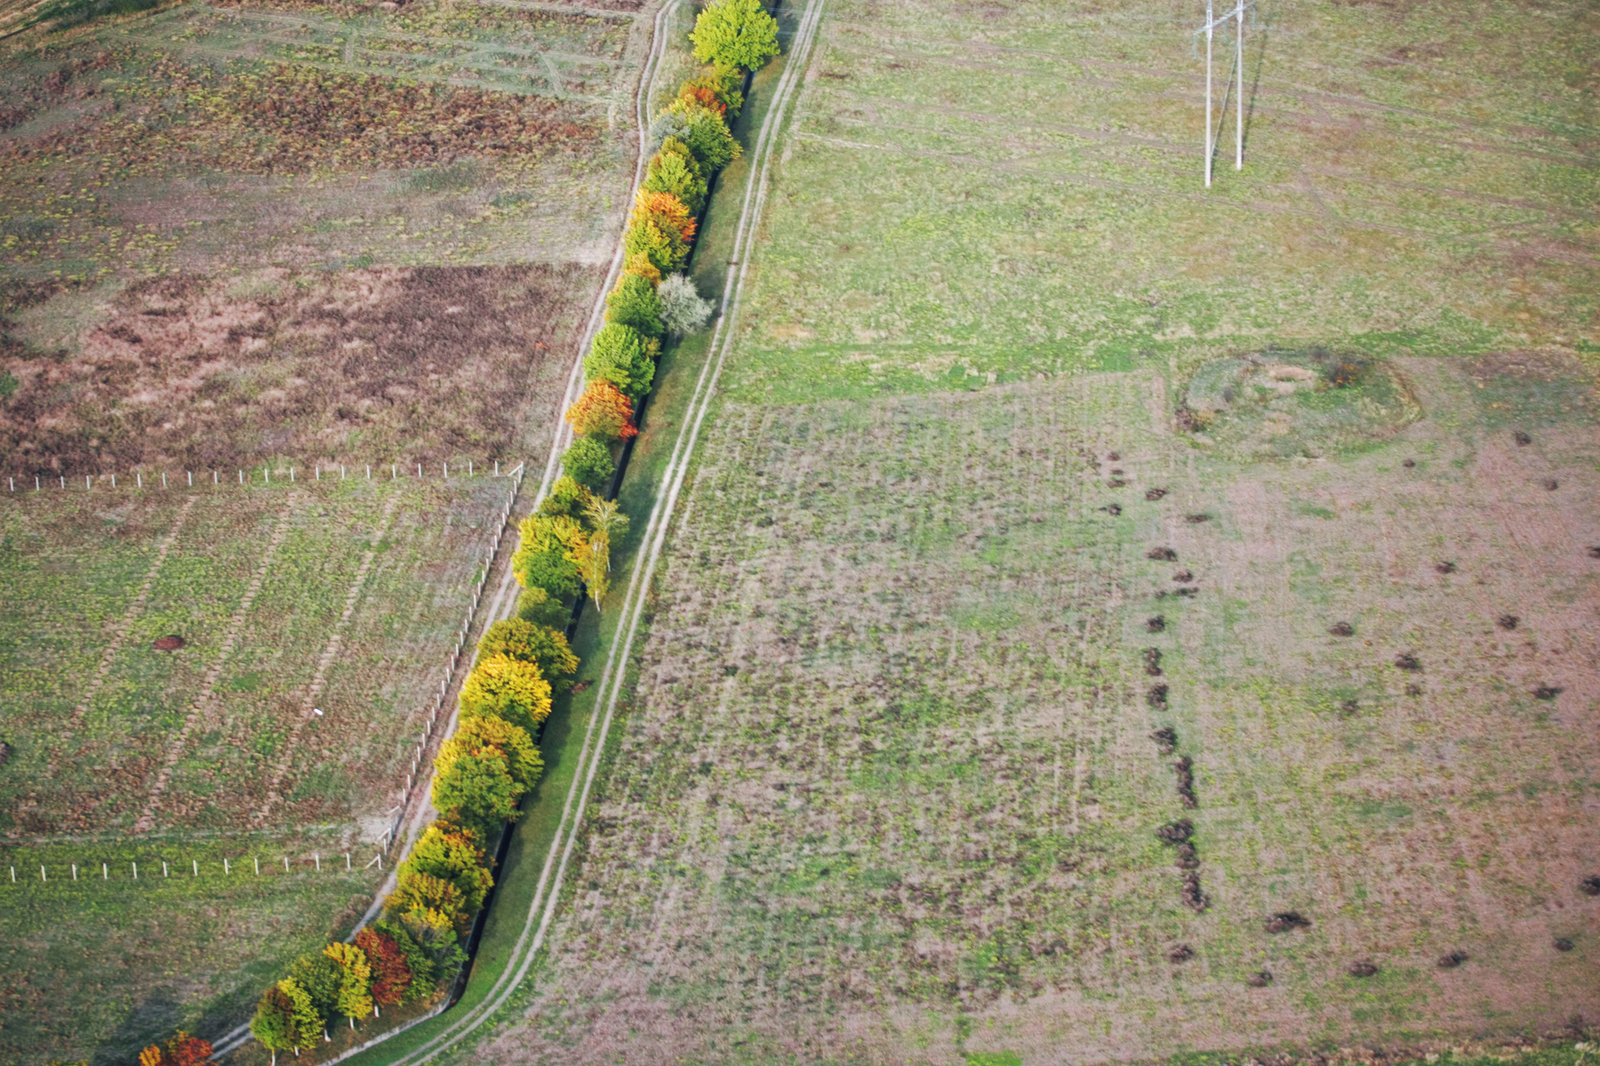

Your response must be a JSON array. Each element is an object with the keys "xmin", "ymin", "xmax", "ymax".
[
  {"xmin": 247, "ymin": 612, "xmax": 579, "ymax": 1062},
  {"xmin": 543, "ymin": 0, "xmax": 780, "ymax": 613},
  {"xmin": 556, "ymin": 2, "xmax": 771, "ymax": 454},
  {"xmin": 241, "ymin": 4, "xmax": 782, "ymax": 1062}
]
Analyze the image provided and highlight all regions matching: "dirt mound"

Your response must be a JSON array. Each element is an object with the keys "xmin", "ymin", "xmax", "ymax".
[
  {"xmin": 1177, "ymin": 348, "xmax": 1421, "ymax": 459},
  {"xmin": 1349, "ymin": 960, "xmax": 1379, "ymax": 978},
  {"xmin": 1265, "ymin": 911, "xmax": 1312, "ymax": 933},
  {"xmin": 1167, "ymin": 944, "xmax": 1194, "ymax": 963},
  {"xmin": 1156, "ymin": 820, "xmax": 1193, "ymax": 844},
  {"xmin": 151, "ymin": 635, "xmax": 185, "ymax": 652}
]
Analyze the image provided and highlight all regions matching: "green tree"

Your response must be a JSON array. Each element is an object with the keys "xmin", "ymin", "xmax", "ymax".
[
  {"xmin": 512, "ymin": 512, "xmax": 587, "ymax": 598},
  {"xmin": 517, "ymin": 585, "xmax": 570, "ymax": 628},
  {"xmin": 323, "ymin": 942, "xmax": 373, "ymax": 1030},
  {"xmin": 691, "ymin": 0, "xmax": 780, "ymax": 71},
  {"xmin": 537, "ymin": 475, "xmax": 592, "ymax": 520},
  {"xmin": 478, "ymin": 618, "xmax": 579, "ymax": 692},
  {"xmin": 250, "ymin": 978, "xmax": 320, "ymax": 1063},
  {"xmin": 458, "ymin": 653, "xmax": 553, "ymax": 735},
  {"xmin": 561, "ymin": 437, "xmax": 614, "ymax": 493},
  {"xmin": 584, "ymin": 323, "xmax": 657, "ymax": 401},
  {"xmin": 678, "ymin": 104, "xmax": 745, "ymax": 172},
  {"xmin": 441, "ymin": 716, "xmax": 544, "ymax": 795},
  {"xmin": 372, "ymin": 918, "xmax": 439, "ymax": 999},
  {"xmin": 605, "ymin": 273, "xmax": 665, "ymax": 338},
  {"xmin": 624, "ymin": 215, "xmax": 690, "ymax": 276},
  {"xmin": 642, "ymin": 148, "xmax": 708, "ymax": 214},
  {"xmin": 288, "ymin": 951, "xmax": 342, "ymax": 1034},
  {"xmin": 431, "ymin": 747, "xmax": 520, "ymax": 839}
]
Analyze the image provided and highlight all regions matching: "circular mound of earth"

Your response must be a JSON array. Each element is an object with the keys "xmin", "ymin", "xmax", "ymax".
[
  {"xmin": 152, "ymin": 635, "xmax": 186, "ymax": 652},
  {"xmin": 1178, "ymin": 348, "xmax": 1420, "ymax": 458}
]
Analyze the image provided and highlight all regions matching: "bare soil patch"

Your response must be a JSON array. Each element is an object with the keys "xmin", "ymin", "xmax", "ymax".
[{"xmin": 0, "ymin": 262, "xmax": 598, "ymax": 474}]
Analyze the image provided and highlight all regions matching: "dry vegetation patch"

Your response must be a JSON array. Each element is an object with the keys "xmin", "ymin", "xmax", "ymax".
[{"xmin": 0, "ymin": 262, "xmax": 598, "ymax": 474}]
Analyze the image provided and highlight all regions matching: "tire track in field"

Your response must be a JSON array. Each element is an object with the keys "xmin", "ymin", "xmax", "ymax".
[
  {"xmin": 373, "ymin": 2, "xmax": 828, "ymax": 1061},
  {"xmin": 48, "ymin": 495, "xmax": 197, "ymax": 776},
  {"xmin": 134, "ymin": 495, "xmax": 303, "ymax": 833},
  {"xmin": 254, "ymin": 492, "xmax": 403, "ymax": 824}
]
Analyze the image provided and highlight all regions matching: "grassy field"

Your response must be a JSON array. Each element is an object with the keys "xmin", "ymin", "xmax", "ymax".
[
  {"xmin": 0, "ymin": 0, "xmax": 667, "ymax": 1060},
  {"xmin": 476, "ymin": 363, "xmax": 1600, "ymax": 1064},
  {"xmin": 0, "ymin": 472, "xmax": 517, "ymax": 1060},
  {"xmin": 440, "ymin": 0, "xmax": 1600, "ymax": 1063}
]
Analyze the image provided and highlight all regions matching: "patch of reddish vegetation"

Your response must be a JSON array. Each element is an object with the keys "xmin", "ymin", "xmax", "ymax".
[
  {"xmin": 0, "ymin": 263, "xmax": 599, "ymax": 474},
  {"xmin": 151, "ymin": 635, "xmax": 185, "ymax": 652}
]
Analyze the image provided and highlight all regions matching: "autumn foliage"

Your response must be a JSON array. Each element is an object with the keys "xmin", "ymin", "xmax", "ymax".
[
  {"xmin": 354, "ymin": 928, "xmax": 414, "ymax": 1006},
  {"xmin": 565, "ymin": 380, "xmax": 639, "ymax": 441},
  {"xmin": 139, "ymin": 1034, "xmax": 213, "ymax": 1066}
]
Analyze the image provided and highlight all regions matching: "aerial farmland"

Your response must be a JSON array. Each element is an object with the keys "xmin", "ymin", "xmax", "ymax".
[{"xmin": 1, "ymin": 0, "xmax": 1597, "ymax": 1064}]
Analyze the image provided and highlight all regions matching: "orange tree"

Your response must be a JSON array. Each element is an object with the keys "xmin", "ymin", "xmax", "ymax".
[{"xmin": 565, "ymin": 380, "xmax": 638, "ymax": 441}]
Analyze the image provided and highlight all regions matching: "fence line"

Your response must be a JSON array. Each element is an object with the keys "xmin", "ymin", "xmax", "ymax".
[
  {"xmin": 5, "ymin": 458, "xmax": 509, "ymax": 495},
  {"xmin": 380, "ymin": 462, "xmax": 527, "ymax": 852},
  {"xmin": 3, "ymin": 851, "xmax": 382, "ymax": 888}
]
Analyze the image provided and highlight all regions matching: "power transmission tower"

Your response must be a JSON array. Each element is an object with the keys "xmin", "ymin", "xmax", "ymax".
[{"xmin": 1195, "ymin": 0, "xmax": 1255, "ymax": 187}]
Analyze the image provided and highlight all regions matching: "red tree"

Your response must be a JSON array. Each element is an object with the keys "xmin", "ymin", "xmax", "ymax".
[
  {"xmin": 354, "ymin": 927, "xmax": 414, "ymax": 1006},
  {"xmin": 139, "ymin": 1032, "xmax": 214, "ymax": 1066}
]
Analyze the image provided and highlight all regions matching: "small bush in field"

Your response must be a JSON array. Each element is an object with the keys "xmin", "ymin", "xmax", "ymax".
[
  {"xmin": 562, "ymin": 437, "xmax": 615, "ymax": 492},
  {"xmin": 659, "ymin": 273, "xmax": 713, "ymax": 335}
]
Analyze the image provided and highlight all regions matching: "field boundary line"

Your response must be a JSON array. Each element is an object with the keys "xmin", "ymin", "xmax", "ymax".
[
  {"xmin": 254, "ymin": 493, "xmax": 404, "ymax": 823},
  {"xmin": 134, "ymin": 494, "xmax": 304, "ymax": 833},
  {"xmin": 363, "ymin": 3, "xmax": 828, "ymax": 1063},
  {"xmin": 48, "ymin": 494, "xmax": 197, "ymax": 775}
]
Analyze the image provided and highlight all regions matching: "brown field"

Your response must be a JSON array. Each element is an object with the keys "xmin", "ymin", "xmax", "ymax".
[
  {"xmin": 0, "ymin": 262, "xmax": 597, "ymax": 475},
  {"xmin": 483, "ymin": 353, "xmax": 1600, "ymax": 1065}
]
